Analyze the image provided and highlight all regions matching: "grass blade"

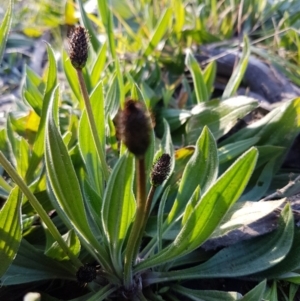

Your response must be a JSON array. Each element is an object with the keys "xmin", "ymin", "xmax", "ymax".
[
  {"xmin": 144, "ymin": 8, "xmax": 172, "ymax": 56},
  {"xmin": 97, "ymin": 0, "xmax": 125, "ymax": 107},
  {"xmin": 222, "ymin": 35, "xmax": 251, "ymax": 99},
  {"xmin": 0, "ymin": 0, "xmax": 12, "ymax": 63},
  {"xmin": 185, "ymin": 49, "xmax": 209, "ymax": 103},
  {"xmin": 75, "ymin": 0, "xmax": 100, "ymax": 52}
]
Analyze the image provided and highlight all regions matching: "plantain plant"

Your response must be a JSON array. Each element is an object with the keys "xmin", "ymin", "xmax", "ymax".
[{"xmin": 1, "ymin": 0, "xmax": 300, "ymax": 300}]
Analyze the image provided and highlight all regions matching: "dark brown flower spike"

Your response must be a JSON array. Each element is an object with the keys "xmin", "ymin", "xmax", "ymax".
[
  {"xmin": 151, "ymin": 153, "xmax": 171, "ymax": 186},
  {"xmin": 120, "ymin": 99, "xmax": 151, "ymax": 157},
  {"xmin": 68, "ymin": 26, "xmax": 89, "ymax": 69},
  {"xmin": 76, "ymin": 264, "xmax": 97, "ymax": 284}
]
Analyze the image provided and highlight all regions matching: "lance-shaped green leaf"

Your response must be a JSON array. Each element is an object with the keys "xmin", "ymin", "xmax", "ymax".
[
  {"xmin": 23, "ymin": 67, "xmax": 44, "ymax": 116},
  {"xmin": 45, "ymin": 86, "xmax": 112, "ymax": 271},
  {"xmin": 224, "ymin": 97, "xmax": 300, "ymax": 145},
  {"xmin": 6, "ymin": 119, "xmax": 30, "ymax": 180},
  {"xmin": 157, "ymin": 187, "xmax": 170, "ymax": 253},
  {"xmin": 160, "ymin": 108, "xmax": 192, "ymax": 132},
  {"xmin": 45, "ymin": 229, "xmax": 81, "ymax": 261},
  {"xmin": 151, "ymin": 204, "xmax": 292, "ymax": 281},
  {"xmin": 203, "ymin": 60, "xmax": 216, "ymax": 97},
  {"xmin": 0, "ymin": 174, "xmax": 12, "ymax": 197},
  {"xmin": 239, "ymin": 158, "xmax": 276, "ymax": 201},
  {"xmin": 240, "ymin": 280, "xmax": 266, "ymax": 301},
  {"xmin": 181, "ymin": 186, "xmax": 201, "ymax": 225},
  {"xmin": 208, "ymin": 199, "xmax": 286, "ymax": 241},
  {"xmin": 24, "ymin": 65, "xmax": 44, "ymax": 91},
  {"xmin": 276, "ymin": 273, "xmax": 300, "ymax": 284},
  {"xmin": 105, "ymin": 73, "xmax": 121, "ymax": 119},
  {"xmin": 46, "ymin": 88, "xmax": 87, "ymax": 229},
  {"xmin": 6, "ymin": 116, "xmax": 30, "ymax": 179},
  {"xmin": 102, "ymin": 152, "xmax": 135, "ymax": 271},
  {"xmin": 218, "ymin": 136, "xmax": 260, "ymax": 164},
  {"xmin": 220, "ymin": 97, "xmax": 300, "ymax": 170},
  {"xmin": 82, "ymin": 179, "xmax": 103, "ymax": 235},
  {"xmin": 161, "ymin": 119, "xmax": 174, "ymax": 159},
  {"xmin": 135, "ymin": 147, "xmax": 258, "ymax": 272},
  {"xmin": 263, "ymin": 281, "xmax": 278, "ymax": 300},
  {"xmin": 0, "ymin": 0, "xmax": 12, "ymax": 63},
  {"xmin": 144, "ymin": 199, "xmax": 286, "ymax": 242},
  {"xmin": 77, "ymin": 284, "xmax": 117, "ymax": 301},
  {"xmin": 185, "ymin": 49, "xmax": 209, "ymax": 103},
  {"xmin": 167, "ymin": 126, "xmax": 218, "ymax": 224},
  {"xmin": 255, "ymin": 146, "xmax": 285, "ymax": 169},
  {"xmin": 2, "ymin": 239, "xmax": 74, "ymax": 285},
  {"xmin": 171, "ymin": 284, "xmax": 242, "ymax": 301},
  {"xmin": 186, "ymin": 96, "xmax": 258, "ymax": 143},
  {"xmin": 0, "ymin": 187, "xmax": 22, "ymax": 277},
  {"xmin": 195, "ymin": 202, "xmax": 292, "ymax": 276},
  {"xmin": 79, "ymin": 81, "xmax": 105, "ymax": 197},
  {"xmin": 90, "ymin": 41, "xmax": 107, "ymax": 88},
  {"xmin": 62, "ymin": 50, "xmax": 83, "ymax": 105},
  {"xmin": 222, "ymin": 35, "xmax": 250, "ymax": 99},
  {"xmin": 25, "ymin": 45, "xmax": 57, "ymax": 183},
  {"xmin": 252, "ymin": 228, "xmax": 300, "ymax": 280}
]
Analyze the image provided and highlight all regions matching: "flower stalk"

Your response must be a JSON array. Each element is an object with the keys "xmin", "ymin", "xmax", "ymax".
[
  {"xmin": 120, "ymin": 99, "xmax": 151, "ymax": 289},
  {"xmin": 132, "ymin": 153, "xmax": 171, "ymax": 263},
  {"xmin": 124, "ymin": 157, "xmax": 148, "ymax": 289},
  {"xmin": 121, "ymin": 99, "xmax": 171, "ymax": 289},
  {"xmin": 69, "ymin": 26, "xmax": 109, "ymax": 181},
  {"xmin": 76, "ymin": 69, "xmax": 110, "ymax": 181}
]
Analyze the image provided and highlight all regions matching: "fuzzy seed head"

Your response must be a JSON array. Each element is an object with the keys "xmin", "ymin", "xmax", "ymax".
[
  {"xmin": 151, "ymin": 153, "xmax": 171, "ymax": 186},
  {"xmin": 76, "ymin": 264, "xmax": 97, "ymax": 283},
  {"xmin": 119, "ymin": 99, "xmax": 151, "ymax": 157},
  {"xmin": 68, "ymin": 26, "xmax": 89, "ymax": 69}
]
